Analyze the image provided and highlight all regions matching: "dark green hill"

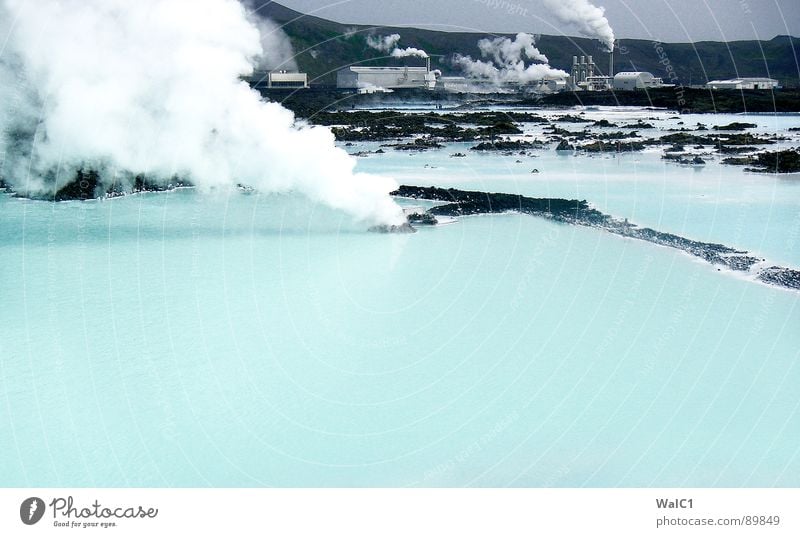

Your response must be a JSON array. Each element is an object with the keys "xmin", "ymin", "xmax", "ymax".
[{"xmin": 249, "ymin": 1, "xmax": 799, "ymax": 87}]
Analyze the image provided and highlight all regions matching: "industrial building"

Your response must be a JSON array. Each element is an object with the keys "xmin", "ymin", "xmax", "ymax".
[
  {"xmin": 336, "ymin": 65, "xmax": 437, "ymax": 90},
  {"xmin": 586, "ymin": 75, "xmax": 612, "ymax": 91},
  {"xmin": 706, "ymin": 77, "xmax": 779, "ymax": 90},
  {"xmin": 523, "ymin": 77, "xmax": 569, "ymax": 93},
  {"xmin": 570, "ymin": 53, "xmax": 614, "ymax": 90},
  {"xmin": 436, "ymin": 76, "xmax": 470, "ymax": 93},
  {"xmin": 266, "ymin": 71, "xmax": 309, "ymax": 89},
  {"xmin": 613, "ymin": 72, "xmax": 664, "ymax": 90},
  {"xmin": 570, "ymin": 55, "xmax": 597, "ymax": 89}
]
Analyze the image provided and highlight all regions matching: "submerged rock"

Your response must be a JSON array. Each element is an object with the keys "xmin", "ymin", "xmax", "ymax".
[
  {"xmin": 580, "ymin": 140, "xmax": 646, "ymax": 153},
  {"xmin": 714, "ymin": 122, "xmax": 758, "ymax": 131},
  {"xmin": 555, "ymin": 139, "xmax": 575, "ymax": 152},
  {"xmin": 368, "ymin": 222, "xmax": 417, "ymax": 234},
  {"xmin": 470, "ymin": 140, "xmax": 543, "ymax": 151},
  {"xmin": 406, "ymin": 212, "xmax": 439, "ymax": 226}
]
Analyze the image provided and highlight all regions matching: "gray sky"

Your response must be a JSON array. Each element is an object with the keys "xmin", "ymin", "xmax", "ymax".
[{"xmin": 277, "ymin": 0, "xmax": 799, "ymax": 42}]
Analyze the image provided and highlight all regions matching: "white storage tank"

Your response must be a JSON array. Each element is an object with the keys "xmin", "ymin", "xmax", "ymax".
[{"xmin": 613, "ymin": 71, "xmax": 663, "ymax": 90}]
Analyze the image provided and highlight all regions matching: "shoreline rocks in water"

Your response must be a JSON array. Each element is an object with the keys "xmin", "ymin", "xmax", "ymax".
[
  {"xmin": 721, "ymin": 149, "xmax": 800, "ymax": 173},
  {"xmin": 392, "ymin": 185, "xmax": 799, "ymax": 291},
  {"xmin": 757, "ymin": 267, "xmax": 800, "ymax": 290},
  {"xmin": 9, "ymin": 171, "xmax": 191, "ymax": 201},
  {"xmin": 470, "ymin": 140, "xmax": 544, "ymax": 152},
  {"xmin": 368, "ymin": 222, "xmax": 417, "ymax": 234}
]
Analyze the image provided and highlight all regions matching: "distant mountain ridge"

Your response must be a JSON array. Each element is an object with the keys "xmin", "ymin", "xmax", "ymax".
[{"xmin": 249, "ymin": 1, "xmax": 800, "ymax": 87}]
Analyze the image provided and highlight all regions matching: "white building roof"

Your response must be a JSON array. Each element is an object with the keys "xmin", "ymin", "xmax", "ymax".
[
  {"xmin": 614, "ymin": 71, "xmax": 654, "ymax": 78},
  {"xmin": 707, "ymin": 77, "xmax": 778, "ymax": 84},
  {"xmin": 344, "ymin": 66, "xmax": 429, "ymax": 73}
]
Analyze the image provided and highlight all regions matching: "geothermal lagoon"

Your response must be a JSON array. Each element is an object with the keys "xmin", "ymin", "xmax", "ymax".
[{"xmin": 1, "ymin": 107, "xmax": 799, "ymax": 487}]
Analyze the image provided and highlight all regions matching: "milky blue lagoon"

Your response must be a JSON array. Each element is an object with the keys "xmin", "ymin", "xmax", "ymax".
[{"xmin": 1, "ymin": 109, "xmax": 798, "ymax": 487}]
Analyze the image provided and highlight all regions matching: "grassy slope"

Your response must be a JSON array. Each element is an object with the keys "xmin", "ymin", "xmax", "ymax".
[{"xmin": 250, "ymin": 1, "xmax": 799, "ymax": 87}]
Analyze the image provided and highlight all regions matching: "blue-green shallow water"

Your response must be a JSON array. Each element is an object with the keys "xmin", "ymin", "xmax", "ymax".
[{"xmin": 1, "ymin": 187, "xmax": 798, "ymax": 487}]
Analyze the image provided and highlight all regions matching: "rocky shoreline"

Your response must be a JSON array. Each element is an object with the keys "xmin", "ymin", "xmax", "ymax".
[
  {"xmin": 392, "ymin": 185, "xmax": 800, "ymax": 291},
  {"xmin": 310, "ymin": 108, "xmax": 799, "ymax": 170}
]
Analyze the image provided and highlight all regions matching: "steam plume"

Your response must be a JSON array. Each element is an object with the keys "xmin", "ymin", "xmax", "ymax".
[
  {"xmin": 366, "ymin": 33, "xmax": 401, "ymax": 52},
  {"xmin": 454, "ymin": 33, "xmax": 568, "ymax": 84},
  {"xmin": 390, "ymin": 47, "xmax": 429, "ymax": 59},
  {"xmin": 367, "ymin": 33, "xmax": 429, "ymax": 59},
  {"xmin": 542, "ymin": 0, "xmax": 615, "ymax": 50},
  {"xmin": 0, "ymin": 0, "xmax": 404, "ymax": 226}
]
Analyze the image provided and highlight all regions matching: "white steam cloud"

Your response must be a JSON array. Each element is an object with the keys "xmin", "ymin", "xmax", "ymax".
[
  {"xmin": 246, "ymin": 13, "xmax": 299, "ymax": 72},
  {"xmin": 454, "ymin": 33, "xmax": 568, "ymax": 84},
  {"xmin": 367, "ymin": 33, "xmax": 429, "ymax": 59},
  {"xmin": 0, "ymin": 0, "xmax": 404, "ymax": 226},
  {"xmin": 390, "ymin": 47, "xmax": 429, "ymax": 59},
  {"xmin": 542, "ymin": 0, "xmax": 615, "ymax": 51},
  {"xmin": 366, "ymin": 33, "xmax": 401, "ymax": 52}
]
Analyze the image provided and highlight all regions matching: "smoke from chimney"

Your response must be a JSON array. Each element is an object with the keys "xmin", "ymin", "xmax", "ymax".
[
  {"xmin": 542, "ymin": 0, "xmax": 616, "ymax": 51},
  {"xmin": 367, "ymin": 33, "xmax": 429, "ymax": 59}
]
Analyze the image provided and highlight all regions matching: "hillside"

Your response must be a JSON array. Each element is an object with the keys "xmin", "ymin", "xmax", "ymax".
[{"xmin": 249, "ymin": 1, "xmax": 799, "ymax": 87}]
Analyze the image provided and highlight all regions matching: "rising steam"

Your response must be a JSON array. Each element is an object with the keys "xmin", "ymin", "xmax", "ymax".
[
  {"xmin": 366, "ymin": 33, "xmax": 401, "ymax": 52},
  {"xmin": 367, "ymin": 33, "xmax": 429, "ymax": 59},
  {"xmin": 542, "ymin": 0, "xmax": 615, "ymax": 50},
  {"xmin": 454, "ymin": 33, "xmax": 568, "ymax": 84},
  {"xmin": 0, "ymin": 0, "xmax": 404, "ymax": 226}
]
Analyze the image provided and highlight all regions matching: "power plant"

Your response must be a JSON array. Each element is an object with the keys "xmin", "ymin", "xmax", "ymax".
[{"xmin": 252, "ymin": 44, "xmax": 778, "ymax": 95}]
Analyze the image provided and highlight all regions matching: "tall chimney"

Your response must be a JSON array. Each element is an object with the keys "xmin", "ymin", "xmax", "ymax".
[
  {"xmin": 609, "ymin": 44, "xmax": 614, "ymax": 77},
  {"xmin": 426, "ymin": 56, "xmax": 431, "ymax": 73}
]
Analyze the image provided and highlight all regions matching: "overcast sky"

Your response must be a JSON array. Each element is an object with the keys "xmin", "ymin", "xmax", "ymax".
[{"xmin": 276, "ymin": 0, "xmax": 798, "ymax": 42}]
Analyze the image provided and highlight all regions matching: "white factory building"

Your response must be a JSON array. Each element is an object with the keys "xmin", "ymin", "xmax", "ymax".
[
  {"xmin": 706, "ymin": 77, "xmax": 779, "ymax": 90},
  {"xmin": 266, "ymin": 71, "xmax": 309, "ymax": 89},
  {"xmin": 525, "ymin": 77, "xmax": 569, "ymax": 93},
  {"xmin": 337, "ymin": 66, "xmax": 437, "ymax": 90},
  {"xmin": 570, "ymin": 55, "xmax": 598, "ymax": 89},
  {"xmin": 613, "ymin": 72, "xmax": 664, "ymax": 90},
  {"xmin": 569, "ymin": 53, "xmax": 615, "ymax": 90},
  {"xmin": 436, "ymin": 76, "xmax": 470, "ymax": 93}
]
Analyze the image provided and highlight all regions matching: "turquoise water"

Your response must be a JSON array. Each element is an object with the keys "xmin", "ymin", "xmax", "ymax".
[{"xmin": 1, "ymin": 110, "xmax": 799, "ymax": 487}]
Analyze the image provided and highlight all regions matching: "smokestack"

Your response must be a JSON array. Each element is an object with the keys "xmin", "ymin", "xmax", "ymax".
[
  {"xmin": 609, "ymin": 45, "xmax": 614, "ymax": 77},
  {"xmin": 426, "ymin": 56, "xmax": 431, "ymax": 73}
]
